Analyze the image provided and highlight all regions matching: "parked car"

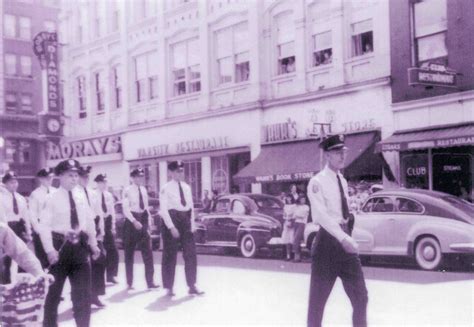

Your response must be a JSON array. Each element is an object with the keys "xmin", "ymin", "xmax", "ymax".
[
  {"xmin": 353, "ymin": 189, "xmax": 474, "ymax": 270},
  {"xmin": 115, "ymin": 198, "xmax": 162, "ymax": 250},
  {"xmin": 195, "ymin": 194, "xmax": 284, "ymax": 257}
]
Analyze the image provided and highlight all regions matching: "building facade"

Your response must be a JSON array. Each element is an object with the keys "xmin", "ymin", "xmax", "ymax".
[
  {"xmin": 0, "ymin": 0, "xmax": 60, "ymax": 194},
  {"xmin": 379, "ymin": 0, "xmax": 474, "ymax": 202},
  {"xmin": 57, "ymin": 0, "xmax": 393, "ymax": 204}
]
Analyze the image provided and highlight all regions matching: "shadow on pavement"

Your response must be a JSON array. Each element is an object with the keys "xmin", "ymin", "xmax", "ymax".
[
  {"xmin": 106, "ymin": 288, "xmax": 150, "ymax": 303},
  {"xmin": 145, "ymin": 294, "xmax": 194, "ymax": 312},
  {"xmin": 58, "ymin": 308, "xmax": 73, "ymax": 323}
]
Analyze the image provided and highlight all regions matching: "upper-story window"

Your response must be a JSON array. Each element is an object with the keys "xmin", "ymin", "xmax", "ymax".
[
  {"xmin": 5, "ymin": 92, "xmax": 18, "ymax": 112},
  {"xmin": 171, "ymin": 39, "xmax": 200, "ymax": 96},
  {"xmin": 4, "ymin": 15, "xmax": 16, "ymax": 38},
  {"xmin": 134, "ymin": 52, "xmax": 158, "ymax": 103},
  {"xmin": 312, "ymin": 31, "xmax": 332, "ymax": 67},
  {"xmin": 413, "ymin": 0, "xmax": 447, "ymax": 66},
  {"xmin": 276, "ymin": 12, "xmax": 295, "ymax": 75},
  {"xmin": 351, "ymin": 19, "xmax": 373, "ymax": 57},
  {"xmin": 20, "ymin": 94, "xmax": 33, "ymax": 112},
  {"xmin": 76, "ymin": 76, "xmax": 87, "ymax": 118},
  {"xmin": 215, "ymin": 22, "xmax": 250, "ymax": 86},
  {"xmin": 19, "ymin": 16, "xmax": 31, "ymax": 40},
  {"xmin": 20, "ymin": 56, "xmax": 32, "ymax": 77},
  {"xmin": 44, "ymin": 20, "xmax": 56, "ymax": 33},
  {"xmin": 5, "ymin": 54, "xmax": 17, "ymax": 76},
  {"xmin": 94, "ymin": 72, "xmax": 105, "ymax": 114},
  {"xmin": 111, "ymin": 2, "xmax": 120, "ymax": 32},
  {"xmin": 112, "ymin": 65, "xmax": 122, "ymax": 109}
]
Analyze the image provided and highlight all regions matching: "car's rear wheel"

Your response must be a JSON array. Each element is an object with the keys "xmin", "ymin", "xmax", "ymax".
[
  {"xmin": 239, "ymin": 234, "xmax": 257, "ymax": 258},
  {"xmin": 415, "ymin": 236, "xmax": 442, "ymax": 270}
]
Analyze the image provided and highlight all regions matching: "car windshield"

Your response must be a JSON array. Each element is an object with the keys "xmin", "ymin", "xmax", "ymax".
[
  {"xmin": 253, "ymin": 197, "xmax": 283, "ymax": 209},
  {"xmin": 442, "ymin": 196, "xmax": 474, "ymax": 223}
]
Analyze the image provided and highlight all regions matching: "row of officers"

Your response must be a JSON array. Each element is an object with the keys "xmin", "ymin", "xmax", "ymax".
[{"xmin": 0, "ymin": 159, "xmax": 204, "ymax": 327}]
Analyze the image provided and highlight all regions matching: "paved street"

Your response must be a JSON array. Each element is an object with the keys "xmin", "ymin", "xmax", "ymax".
[{"xmin": 55, "ymin": 250, "xmax": 474, "ymax": 327}]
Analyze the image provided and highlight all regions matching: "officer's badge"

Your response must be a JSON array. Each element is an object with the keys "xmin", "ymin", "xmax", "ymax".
[
  {"xmin": 339, "ymin": 135, "xmax": 344, "ymax": 142},
  {"xmin": 312, "ymin": 183, "xmax": 319, "ymax": 193},
  {"xmin": 68, "ymin": 159, "xmax": 75, "ymax": 167}
]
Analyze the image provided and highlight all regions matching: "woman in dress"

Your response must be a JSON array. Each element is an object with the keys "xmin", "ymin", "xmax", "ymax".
[{"xmin": 281, "ymin": 196, "xmax": 296, "ymax": 261}]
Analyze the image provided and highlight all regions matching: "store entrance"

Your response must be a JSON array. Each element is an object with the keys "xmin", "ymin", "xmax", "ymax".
[{"xmin": 432, "ymin": 150, "xmax": 472, "ymax": 202}]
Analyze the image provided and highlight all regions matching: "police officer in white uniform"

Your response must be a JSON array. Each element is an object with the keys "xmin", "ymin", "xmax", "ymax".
[
  {"xmin": 39, "ymin": 159, "xmax": 100, "ymax": 327},
  {"xmin": 1, "ymin": 171, "xmax": 32, "ymax": 284},
  {"xmin": 122, "ymin": 168, "xmax": 157, "ymax": 290},
  {"xmin": 160, "ymin": 161, "xmax": 204, "ymax": 296},
  {"xmin": 94, "ymin": 174, "xmax": 119, "ymax": 284},
  {"xmin": 306, "ymin": 135, "xmax": 368, "ymax": 327},
  {"xmin": 29, "ymin": 168, "xmax": 56, "ymax": 268}
]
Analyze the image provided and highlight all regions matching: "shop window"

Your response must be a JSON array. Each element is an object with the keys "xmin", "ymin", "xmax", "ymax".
[
  {"xmin": 401, "ymin": 152, "xmax": 429, "ymax": 190},
  {"xmin": 20, "ymin": 56, "xmax": 32, "ymax": 77},
  {"xmin": 77, "ymin": 76, "xmax": 87, "ymax": 118},
  {"xmin": 276, "ymin": 12, "xmax": 295, "ymax": 75},
  {"xmin": 413, "ymin": 0, "xmax": 447, "ymax": 66},
  {"xmin": 351, "ymin": 19, "xmax": 373, "ymax": 57},
  {"xmin": 211, "ymin": 156, "xmax": 229, "ymax": 194},
  {"xmin": 215, "ymin": 22, "xmax": 250, "ymax": 86},
  {"xmin": 20, "ymin": 94, "xmax": 33, "ymax": 112},
  {"xmin": 4, "ymin": 15, "xmax": 16, "ymax": 38},
  {"xmin": 395, "ymin": 198, "xmax": 424, "ymax": 213},
  {"xmin": 6, "ymin": 92, "xmax": 18, "ymax": 112},
  {"xmin": 18, "ymin": 141, "xmax": 32, "ymax": 164},
  {"xmin": 432, "ymin": 153, "xmax": 472, "ymax": 201},
  {"xmin": 5, "ymin": 54, "xmax": 17, "ymax": 76},
  {"xmin": 183, "ymin": 159, "xmax": 202, "ymax": 204},
  {"xmin": 362, "ymin": 197, "xmax": 394, "ymax": 213},
  {"xmin": 19, "ymin": 16, "xmax": 31, "ymax": 40},
  {"xmin": 312, "ymin": 31, "xmax": 332, "ymax": 67},
  {"xmin": 94, "ymin": 72, "xmax": 105, "ymax": 114}
]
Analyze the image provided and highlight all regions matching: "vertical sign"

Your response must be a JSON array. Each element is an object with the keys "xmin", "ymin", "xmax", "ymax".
[{"xmin": 33, "ymin": 32, "xmax": 60, "ymax": 113}]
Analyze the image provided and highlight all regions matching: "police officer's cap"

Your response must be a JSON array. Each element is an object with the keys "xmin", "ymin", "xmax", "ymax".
[
  {"xmin": 94, "ymin": 174, "xmax": 107, "ymax": 183},
  {"xmin": 168, "ymin": 161, "xmax": 184, "ymax": 172},
  {"xmin": 130, "ymin": 168, "xmax": 145, "ymax": 177},
  {"xmin": 37, "ymin": 168, "xmax": 54, "ymax": 178},
  {"xmin": 2, "ymin": 171, "xmax": 18, "ymax": 184},
  {"xmin": 54, "ymin": 159, "xmax": 81, "ymax": 176},
  {"xmin": 319, "ymin": 134, "xmax": 348, "ymax": 152},
  {"xmin": 78, "ymin": 165, "xmax": 92, "ymax": 177}
]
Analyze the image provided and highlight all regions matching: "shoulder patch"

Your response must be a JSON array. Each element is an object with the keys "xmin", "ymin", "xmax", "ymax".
[{"xmin": 312, "ymin": 183, "xmax": 319, "ymax": 193}]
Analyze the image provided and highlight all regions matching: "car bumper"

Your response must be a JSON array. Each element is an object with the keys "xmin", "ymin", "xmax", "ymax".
[{"xmin": 449, "ymin": 243, "xmax": 474, "ymax": 252}]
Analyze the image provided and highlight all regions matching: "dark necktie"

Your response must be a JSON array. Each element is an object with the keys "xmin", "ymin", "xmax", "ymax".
[
  {"xmin": 47, "ymin": 187, "xmax": 50, "ymax": 194},
  {"xmin": 178, "ymin": 182, "xmax": 186, "ymax": 207},
  {"xmin": 68, "ymin": 190, "xmax": 79, "ymax": 229},
  {"xmin": 138, "ymin": 186, "xmax": 145, "ymax": 210},
  {"xmin": 336, "ymin": 174, "xmax": 350, "ymax": 220},
  {"xmin": 83, "ymin": 187, "xmax": 90, "ymax": 205},
  {"xmin": 12, "ymin": 193, "xmax": 19, "ymax": 215},
  {"xmin": 101, "ymin": 193, "xmax": 107, "ymax": 213}
]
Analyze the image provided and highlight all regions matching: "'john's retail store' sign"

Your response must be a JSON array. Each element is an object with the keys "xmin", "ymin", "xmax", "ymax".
[
  {"xmin": 255, "ymin": 171, "xmax": 316, "ymax": 183},
  {"xmin": 137, "ymin": 137, "xmax": 229, "ymax": 159}
]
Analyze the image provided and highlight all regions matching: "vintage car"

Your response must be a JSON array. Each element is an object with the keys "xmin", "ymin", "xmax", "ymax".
[
  {"xmin": 353, "ymin": 189, "xmax": 474, "ymax": 270},
  {"xmin": 114, "ymin": 198, "xmax": 162, "ymax": 250},
  {"xmin": 195, "ymin": 194, "xmax": 284, "ymax": 257}
]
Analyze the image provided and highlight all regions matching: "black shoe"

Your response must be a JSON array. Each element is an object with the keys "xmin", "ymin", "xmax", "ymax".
[
  {"xmin": 92, "ymin": 297, "xmax": 106, "ymax": 308},
  {"xmin": 166, "ymin": 288, "xmax": 175, "ymax": 297},
  {"xmin": 148, "ymin": 283, "xmax": 160, "ymax": 290},
  {"xmin": 188, "ymin": 286, "xmax": 205, "ymax": 296},
  {"xmin": 107, "ymin": 277, "xmax": 119, "ymax": 284}
]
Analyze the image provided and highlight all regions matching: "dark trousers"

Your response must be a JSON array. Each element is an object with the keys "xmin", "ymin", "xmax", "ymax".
[
  {"xmin": 161, "ymin": 209, "xmax": 197, "ymax": 290},
  {"xmin": 307, "ymin": 228, "xmax": 368, "ymax": 327},
  {"xmin": 33, "ymin": 231, "xmax": 49, "ymax": 268},
  {"xmin": 1, "ymin": 221, "xmax": 27, "ymax": 284},
  {"xmin": 104, "ymin": 215, "xmax": 119, "ymax": 280},
  {"xmin": 43, "ymin": 233, "xmax": 91, "ymax": 327},
  {"xmin": 91, "ymin": 241, "xmax": 106, "ymax": 297},
  {"xmin": 123, "ymin": 211, "xmax": 154, "ymax": 287},
  {"xmin": 293, "ymin": 222, "xmax": 306, "ymax": 255}
]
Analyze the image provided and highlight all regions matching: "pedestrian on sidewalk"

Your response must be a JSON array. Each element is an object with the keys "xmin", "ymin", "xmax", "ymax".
[
  {"xmin": 292, "ymin": 195, "xmax": 310, "ymax": 262},
  {"xmin": 306, "ymin": 135, "xmax": 368, "ymax": 327},
  {"xmin": 122, "ymin": 168, "xmax": 158, "ymax": 290},
  {"xmin": 160, "ymin": 161, "xmax": 204, "ymax": 297},
  {"xmin": 281, "ymin": 196, "xmax": 296, "ymax": 261}
]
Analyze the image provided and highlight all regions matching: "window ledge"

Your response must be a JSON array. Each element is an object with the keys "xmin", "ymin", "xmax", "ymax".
[
  {"xmin": 344, "ymin": 53, "xmax": 375, "ymax": 64},
  {"xmin": 169, "ymin": 92, "xmax": 200, "ymax": 101},
  {"xmin": 307, "ymin": 64, "xmax": 334, "ymax": 74},
  {"xmin": 271, "ymin": 72, "xmax": 297, "ymax": 82},
  {"xmin": 5, "ymin": 75, "xmax": 34, "ymax": 81},
  {"xmin": 212, "ymin": 81, "xmax": 251, "ymax": 93}
]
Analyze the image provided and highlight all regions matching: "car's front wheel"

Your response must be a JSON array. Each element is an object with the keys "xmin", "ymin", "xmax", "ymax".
[
  {"xmin": 415, "ymin": 236, "xmax": 442, "ymax": 270},
  {"xmin": 239, "ymin": 234, "xmax": 257, "ymax": 258}
]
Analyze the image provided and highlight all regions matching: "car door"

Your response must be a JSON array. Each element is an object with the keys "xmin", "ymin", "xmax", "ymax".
[
  {"xmin": 391, "ymin": 197, "xmax": 425, "ymax": 253},
  {"xmin": 205, "ymin": 198, "xmax": 231, "ymax": 242},
  {"xmin": 358, "ymin": 196, "xmax": 398, "ymax": 254}
]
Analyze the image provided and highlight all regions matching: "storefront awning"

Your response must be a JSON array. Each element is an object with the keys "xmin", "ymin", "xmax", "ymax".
[
  {"xmin": 377, "ymin": 123, "xmax": 474, "ymax": 152},
  {"xmin": 234, "ymin": 131, "xmax": 381, "ymax": 183}
]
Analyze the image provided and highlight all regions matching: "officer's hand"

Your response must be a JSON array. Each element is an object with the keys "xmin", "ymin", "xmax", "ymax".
[
  {"xmin": 47, "ymin": 250, "xmax": 59, "ymax": 265},
  {"xmin": 38, "ymin": 273, "xmax": 55, "ymax": 285},
  {"xmin": 91, "ymin": 246, "xmax": 101, "ymax": 260},
  {"xmin": 341, "ymin": 237, "xmax": 359, "ymax": 254},
  {"xmin": 133, "ymin": 220, "xmax": 143, "ymax": 230},
  {"xmin": 23, "ymin": 232, "xmax": 33, "ymax": 243},
  {"xmin": 170, "ymin": 227, "xmax": 180, "ymax": 239}
]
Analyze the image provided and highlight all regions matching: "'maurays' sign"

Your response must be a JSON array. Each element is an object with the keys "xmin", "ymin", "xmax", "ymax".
[{"xmin": 47, "ymin": 135, "xmax": 122, "ymax": 160}]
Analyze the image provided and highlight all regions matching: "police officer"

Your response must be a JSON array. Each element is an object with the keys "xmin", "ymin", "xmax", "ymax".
[
  {"xmin": 1, "ymin": 171, "xmax": 32, "ymax": 284},
  {"xmin": 29, "ymin": 168, "xmax": 56, "ymax": 268},
  {"xmin": 78, "ymin": 166, "xmax": 106, "ymax": 308},
  {"xmin": 160, "ymin": 161, "xmax": 204, "ymax": 297},
  {"xmin": 122, "ymin": 168, "xmax": 157, "ymax": 290},
  {"xmin": 94, "ymin": 174, "xmax": 119, "ymax": 284},
  {"xmin": 306, "ymin": 135, "xmax": 368, "ymax": 327},
  {"xmin": 39, "ymin": 159, "xmax": 100, "ymax": 327}
]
